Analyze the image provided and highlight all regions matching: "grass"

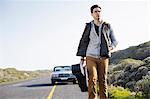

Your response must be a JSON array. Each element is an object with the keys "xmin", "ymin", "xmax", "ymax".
[{"xmin": 0, "ymin": 68, "xmax": 51, "ymax": 84}]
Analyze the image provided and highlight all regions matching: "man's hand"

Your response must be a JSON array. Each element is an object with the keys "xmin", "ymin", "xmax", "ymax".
[
  {"xmin": 81, "ymin": 57, "xmax": 85, "ymax": 61},
  {"xmin": 109, "ymin": 47, "xmax": 113, "ymax": 53}
]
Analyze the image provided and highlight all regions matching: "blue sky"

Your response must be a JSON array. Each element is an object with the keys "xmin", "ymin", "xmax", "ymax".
[{"xmin": 0, "ymin": 0, "xmax": 150, "ymax": 70}]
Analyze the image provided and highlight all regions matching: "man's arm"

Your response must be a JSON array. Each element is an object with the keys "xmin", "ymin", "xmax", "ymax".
[
  {"xmin": 76, "ymin": 23, "xmax": 91, "ymax": 57},
  {"xmin": 109, "ymin": 25, "xmax": 118, "ymax": 50}
]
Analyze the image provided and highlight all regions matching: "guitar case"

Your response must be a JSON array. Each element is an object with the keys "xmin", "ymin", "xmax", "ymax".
[{"xmin": 72, "ymin": 64, "xmax": 88, "ymax": 92}]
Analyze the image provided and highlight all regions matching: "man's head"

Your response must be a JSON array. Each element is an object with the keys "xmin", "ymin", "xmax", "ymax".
[{"xmin": 90, "ymin": 4, "xmax": 101, "ymax": 21}]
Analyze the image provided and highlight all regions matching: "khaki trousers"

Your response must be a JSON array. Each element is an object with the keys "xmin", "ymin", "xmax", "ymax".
[{"xmin": 86, "ymin": 56, "xmax": 108, "ymax": 99}]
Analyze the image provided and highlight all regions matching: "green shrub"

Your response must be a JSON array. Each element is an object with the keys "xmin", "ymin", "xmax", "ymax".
[
  {"xmin": 135, "ymin": 92, "xmax": 143, "ymax": 99},
  {"xmin": 136, "ymin": 75, "xmax": 150, "ymax": 98},
  {"xmin": 108, "ymin": 70, "xmax": 123, "ymax": 84},
  {"xmin": 143, "ymin": 57, "xmax": 150, "ymax": 63},
  {"xmin": 113, "ymin": 59, "xmax": 144, "ymax": 72},
  {"xmin": 108, "ymin": 86, "xmax": 134, "ymax": 99}
]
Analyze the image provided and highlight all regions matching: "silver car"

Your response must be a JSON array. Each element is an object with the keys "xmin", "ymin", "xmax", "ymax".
[{"xmin": 51, "ymin": 66, "xmax": 77, "ymax": 85}]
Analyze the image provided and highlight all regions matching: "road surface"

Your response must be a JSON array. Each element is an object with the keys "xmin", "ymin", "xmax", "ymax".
[{"xmin": 0, "ymin": 76, "xmax": 88, "ymax": 99}]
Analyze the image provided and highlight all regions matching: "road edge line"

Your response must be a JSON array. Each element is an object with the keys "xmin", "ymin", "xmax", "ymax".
[{"xmin": 47, "ymin": 85, "xmax": 56, "ymax": 99}]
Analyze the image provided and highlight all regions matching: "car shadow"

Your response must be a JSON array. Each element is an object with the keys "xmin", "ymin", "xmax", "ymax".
[{"xmin": 20, "ymin": 82, "xmax": 72, "ymax": 87}]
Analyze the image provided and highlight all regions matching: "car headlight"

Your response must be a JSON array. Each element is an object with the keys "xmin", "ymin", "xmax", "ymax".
[{"xmin": 52, "ymin": 74, "xmax": 59, "ymax": 78}]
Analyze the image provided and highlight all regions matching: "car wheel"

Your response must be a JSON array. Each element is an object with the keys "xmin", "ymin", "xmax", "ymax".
[
  {"xmin": 73, "ymin": 80, "xmax": 77, "ymax": 84},
  {"xmin": 51, "ymin": 80, "xmax": 55, "ymax": 85}
]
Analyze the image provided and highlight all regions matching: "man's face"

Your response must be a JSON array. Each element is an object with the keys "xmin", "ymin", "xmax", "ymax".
[{"xmin": 91, "ymin": 7, "xmax": 101, "ymax": 20}]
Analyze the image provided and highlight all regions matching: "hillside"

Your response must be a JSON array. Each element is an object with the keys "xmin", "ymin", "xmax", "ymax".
[
  {"xmin": 108, "ymin": 41, "xmax": 150, "ymax": 98},
  {"xmin": 110, "ymin": 41, "xmax": 150, "ymax": 64},
  {"xmin": 0, "ymin": 68, "xmax": 51, "ymax": 84}
]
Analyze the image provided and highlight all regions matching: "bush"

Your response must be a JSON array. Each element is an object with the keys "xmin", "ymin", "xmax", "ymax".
[
  {"xmin": 108, "ymin": 70, "xmax": 123, "ymax": 84},
  {"xmin": 108, "ymin": 85, "xmax": 134, "ymax": 99},
  {"xmin": 143, "ymin": 57, "xmax": 150, "ymax": 64},
  {"xmin": 113, "ymin": 59, "xmax": 144, "ymax": 72},
  {"xmin": 136, "ymin": 75, "xmax": 150, "ymax": 98}
]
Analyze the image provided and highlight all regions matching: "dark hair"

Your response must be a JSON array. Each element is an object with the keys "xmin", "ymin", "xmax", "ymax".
[{"xmin": 90, "ymin": 4, "xmax": 101, "ymax": 13}]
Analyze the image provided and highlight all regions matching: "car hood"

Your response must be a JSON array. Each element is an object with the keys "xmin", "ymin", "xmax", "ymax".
[{"xmin": 51, "ymin": 71, "xmax": 72, "ymax": 75}]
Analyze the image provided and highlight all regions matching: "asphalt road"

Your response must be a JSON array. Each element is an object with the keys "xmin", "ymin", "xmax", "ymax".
[{"xmin": 0, "ymin": 76, "xmax": 88, "ymax": 99}]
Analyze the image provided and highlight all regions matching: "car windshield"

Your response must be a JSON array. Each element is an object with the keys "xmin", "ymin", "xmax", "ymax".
[{"xmin": 54, "ymin": 66, "xmax": 71, "ymax": 72}]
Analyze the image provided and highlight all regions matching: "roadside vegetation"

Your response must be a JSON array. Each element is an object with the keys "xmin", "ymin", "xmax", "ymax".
[
  {"xmin": 106, "ymin": 41, "xmax": 150, "ymax": 98},
  {"xmin": 0, "ymin": 68, "xmax": 51, "ymax": 84}
]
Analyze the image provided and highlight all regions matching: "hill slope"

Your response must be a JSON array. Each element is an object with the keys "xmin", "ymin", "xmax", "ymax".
[
  {"xmin": 110, "ymin": 41, "xmax": 150, "ymax": 64},
  {"xmin": 108, "ymin": 41, "xmax": 150, "ymax": 97},
  {"xmin": 0, "ymin": 68, "xmax": 51, "ymax": 84}
]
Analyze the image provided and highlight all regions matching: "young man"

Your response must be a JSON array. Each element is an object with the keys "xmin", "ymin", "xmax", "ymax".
[{"xmin": 76, "ymin": 5, "xmax": 118, "ymax": 99}]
